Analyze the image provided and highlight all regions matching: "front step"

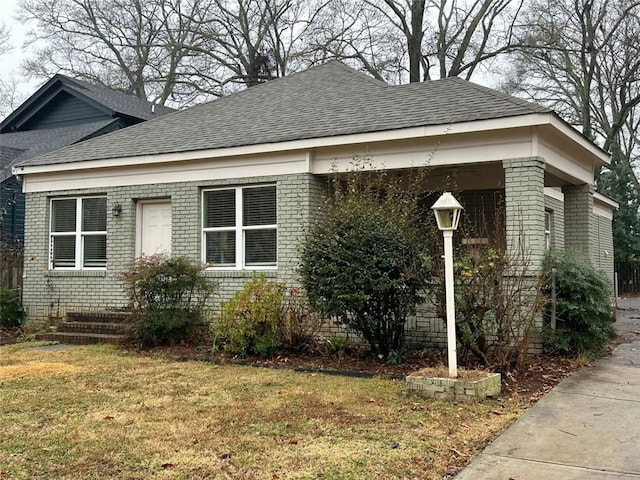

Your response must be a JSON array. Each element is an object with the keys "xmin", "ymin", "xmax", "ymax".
[
  {"xmin": 41, "ymin": 331, "xmax": 125, "ymax": 345},
  {"xmin": 43, "ymin": 311, "xmax": 132, "ymax": 345}
]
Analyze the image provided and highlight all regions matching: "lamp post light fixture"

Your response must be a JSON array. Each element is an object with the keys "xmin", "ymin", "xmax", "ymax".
[{"xmin": 431, "ymin": 192, "xmax": 463, "ymax": 378}]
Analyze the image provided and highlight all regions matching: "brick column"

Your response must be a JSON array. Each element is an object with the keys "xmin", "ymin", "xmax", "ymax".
[
  {"xmin": 562, "ymin": 183, "xmax": 594, "ymax": 264},
  {"xmin": 502, "ymin": 157, "xmax": 546, "ymax": 267}
]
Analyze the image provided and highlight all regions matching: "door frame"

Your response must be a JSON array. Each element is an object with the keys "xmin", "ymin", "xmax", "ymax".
[{"xmin": 135, "ymin": 198, "xmax": 172, "ymax": 258}]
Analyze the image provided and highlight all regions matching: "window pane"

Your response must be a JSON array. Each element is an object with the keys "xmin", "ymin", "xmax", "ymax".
[
  {"xmin": 245, "ymin": 229, "xmax": 276, "ymax": 266},
  {"xmin": 204, "ymin": 190, "xmax": 235, "ymax": 228},
  {"xmin": 83, "ymin": 235, "xmax": 107, "ymax": 268},
  {"xmin": 52, "ymin": 236, "xmax": 76, "ymax": 268},
  {"xmin": 51, "ymin": 199, "xmax": 77, "ymax": 233},
  {"xmin": 243, "ymin": 186, "xmax": 276, "ymax": 226},
  {"xmin": 82, "ymin": 197, "xmax": 107, "ymax": 232},
  {"xmin": 205, "ymin": 231, "xmax": 236, "ymax": 266}
]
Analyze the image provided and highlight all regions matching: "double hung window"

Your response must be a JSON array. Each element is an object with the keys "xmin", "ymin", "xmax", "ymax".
[
  {"xmin": 50, "ymin": 197, "xmax": 107, "ymax": 269},
  {"xmin": 202, "ymin": 185, "xmax": 276, "ymax": 268}
]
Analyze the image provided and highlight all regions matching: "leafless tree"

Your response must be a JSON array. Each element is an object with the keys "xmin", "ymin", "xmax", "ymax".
[
  {"xmin": 18, "ymin": 0, "xmax": 211, "ymax": 107},
  {"xmin": 315, "ymin": 0, "xmax": 524, "ymax": 83},
  {"xmin": 0, "ymin": 23, "xmax": 12, "ymax": 56},
  {"xmin": 506, "ymin": 0, "xmax": 640, "ymax": 261}
]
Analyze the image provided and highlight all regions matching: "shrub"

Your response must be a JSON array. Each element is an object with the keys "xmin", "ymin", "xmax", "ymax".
[
  {"xmin": 449, "ymin": 246, "xmax": 545, "ymax": 370},
  {"xmin": 544, "ymin": 253, "xmax": 615, "ymax": 358},
  {"xmin": 299, "ymin": 167, "xmax": 433, "ymax": 357},
  {"xmin": 279, "ymin": 288, "xmax": 324, "ymax": 351},
  {"xmin": 0, "ymin": 286, "xmax": 25, "ymax": 328},
  {"xmin": 214, "ymin": 275, "xmax": 285, "ymax": 357},
  {"xmin": 121, "ymin": 255, "xmax": 216, "ymax": 347}
]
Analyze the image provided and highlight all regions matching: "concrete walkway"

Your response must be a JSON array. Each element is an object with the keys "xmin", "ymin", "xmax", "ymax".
[{"xmin": 456, "ymin": 297, "xmax": 640, "ymax": 480}]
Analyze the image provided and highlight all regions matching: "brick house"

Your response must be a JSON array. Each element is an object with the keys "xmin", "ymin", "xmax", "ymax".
[{"xmin": 12, "ymin": 62, "xmax": 615, "ymax": 344}]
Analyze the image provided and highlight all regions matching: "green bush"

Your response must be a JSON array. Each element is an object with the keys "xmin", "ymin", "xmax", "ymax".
[
  {"xmin": 120, "ymin": 255, "xmax": 216, "ymax": 347},
  {"xmin": 544, "ymin": 253, "xmax": 615, "ymax": 358},
  {"xmin": 299, "ymin": 169, "xmax": 432, "ymax": 357},
  {"xmin": 214, "ymin": 275, "xmax": 285, "ymax": 357},
  {"xmin": 0, "ymin": 286, "xmax": 25, "ymax": 328}
]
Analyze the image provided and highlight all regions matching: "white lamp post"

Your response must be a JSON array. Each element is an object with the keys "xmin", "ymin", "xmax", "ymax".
[{"xmin": 431, "ymin": 192, "xmax": 463, "ymax": 378}]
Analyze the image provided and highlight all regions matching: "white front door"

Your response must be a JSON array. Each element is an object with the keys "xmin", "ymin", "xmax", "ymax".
[{"xmin": 137, "ymin": 200, "xmax": 172, "ymax": 257}]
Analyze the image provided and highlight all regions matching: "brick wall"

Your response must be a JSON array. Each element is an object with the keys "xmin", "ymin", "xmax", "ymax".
[{"xmin": 22, "ymin": 173, "xmax": 326, "ymax": 320}]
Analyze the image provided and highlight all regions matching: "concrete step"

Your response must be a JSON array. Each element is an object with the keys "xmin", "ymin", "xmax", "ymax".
[
  {"xmin": 66, "ymin": 311, "xmax": 132, "ymax": 324},
  {"xmin": 41, "ymin": 331, "xmax": 125, "ymax": 345},
  {"xmin": 56, "ymin": 321, "xmax": 129, "ymax": 336}
]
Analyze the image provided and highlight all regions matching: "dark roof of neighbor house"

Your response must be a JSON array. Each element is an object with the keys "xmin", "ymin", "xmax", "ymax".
[
  {"xmin": 1, "ymin": 74, "xmax": 175, "ymax": 182},
  {"xmin": 17, "ymin": 61, "xmax": 552, "ymax": 168},
  {"xmin": 1, "ymin": 74, "xmax": 174, "ymax": 134}
]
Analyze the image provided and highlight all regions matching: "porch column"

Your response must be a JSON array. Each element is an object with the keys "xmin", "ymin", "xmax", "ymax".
[
  {"xmin": 502, "ymin": 157, "xmax": 546, "ymax": 267},
  {"xmin": 562, "ymin": 183, "xmax": 595, "ymax": 265}
]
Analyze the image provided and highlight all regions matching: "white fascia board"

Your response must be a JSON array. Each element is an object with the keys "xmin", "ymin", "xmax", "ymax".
[
  {"xmin": 15, "ymin": 113, "xmax": 562, "ymax": 177},
  {"xmin": 594, "ymin": 192, "xmax": 619, "ymax": 209},
  {"xmin": 548, "ymin": 116, "xmax": 610, "ymax": 166}
]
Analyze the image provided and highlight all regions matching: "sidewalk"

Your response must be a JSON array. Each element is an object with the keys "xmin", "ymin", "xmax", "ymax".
[{"xmin": 456, "ymin": 297, "xmax": 640, "ymax": 480}]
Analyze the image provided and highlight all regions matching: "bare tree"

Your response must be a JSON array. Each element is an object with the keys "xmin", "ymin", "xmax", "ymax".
[
  {"xmin": 0, "ymin": 23, "xmax": 12, "ymax": 56},
  {"xmin": 316, "ymin": 0, "xmax": 524, "ymax": 83},
  {"xmin": 507, "ymin": 0, "xmax": 640, "ymax": 261},
  {"xmin": 18, "ymin": 0, "xmax": 210, "ymax": 106}
]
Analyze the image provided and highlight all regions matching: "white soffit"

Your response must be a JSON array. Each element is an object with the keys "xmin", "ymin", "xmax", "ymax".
[{"xmin": 15, "ymin": 112, "xmax": 610, "ymax": 192}]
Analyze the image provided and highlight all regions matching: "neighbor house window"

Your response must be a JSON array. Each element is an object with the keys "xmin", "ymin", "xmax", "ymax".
[
  {"xmin": 202, "ymin": 185, "xmax": 276, "ymax": 268},
  {"xmin": 49, "ymin": 196, "xmax": 107, "ymax": 269}
]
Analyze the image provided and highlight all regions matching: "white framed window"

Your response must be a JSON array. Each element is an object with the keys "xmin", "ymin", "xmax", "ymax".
[
  {"xmin": 202, "ymin": 185, "xmax": 277, "ymax": 269},
  {"xmin": 544, "ymin": 210, "xmax": 552, "ymax": 252},
  {"xmin": 49, "ymin": 196, "xmax": 107, "ymax": 270}
]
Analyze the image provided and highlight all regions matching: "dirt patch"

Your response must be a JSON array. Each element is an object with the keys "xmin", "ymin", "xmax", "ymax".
[{"xmin": 0, "ymin": 362, "xmax": 85, "ymax": 379}]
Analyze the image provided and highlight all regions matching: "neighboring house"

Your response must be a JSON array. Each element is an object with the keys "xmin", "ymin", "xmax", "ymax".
[
  {"xmin": 12, "ymin": 62, "xmax": 616, "ymax": 344},
  {"xmin": 0, "ymin": 74, "xmax": 174, "ymax": 245}
]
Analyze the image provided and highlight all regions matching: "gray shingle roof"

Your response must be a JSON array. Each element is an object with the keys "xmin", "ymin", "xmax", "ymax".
[
  {"xmin": 18, "ymin": 62, "xmax": 551, "ymax": 168},
  {"xmin": 0, "ymin": 119, "xmax": 118, "ymax": 182},
  {"xmin": 57, "ymin": 75, "xmax": 175, "ymax": 120}
]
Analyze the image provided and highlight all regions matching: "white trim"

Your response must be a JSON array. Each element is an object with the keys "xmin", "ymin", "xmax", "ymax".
[
  {"xmin": 14, "ymin": 112, "xmax": 609, "ymax": 178},
  {"xmin": 594, "ymin": 192, "xmax": 619, "ymax": 209},
  {"xmin": 49, "ymin": 196, "xmax": 107, "ymax": 271},
  {"xmin": 201, "ymin": 184, "xmax": 278, "ymax": 270},
  {"xmin": 544, "ymin": 187, "xmax": 564, "ymax": 202}
]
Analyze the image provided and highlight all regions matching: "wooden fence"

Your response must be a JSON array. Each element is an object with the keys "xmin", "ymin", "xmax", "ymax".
[
  {"xmin": 1, "ymin": 248, "xmax": 23, "ymax": 297},
  {"xmin": 616, "ymin": 262, "xmax": 640, "ymax": 296}
]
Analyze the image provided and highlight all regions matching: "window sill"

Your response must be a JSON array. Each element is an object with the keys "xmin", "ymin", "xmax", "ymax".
[
  {"xmin": 46, "ymin": 270, "xmax": 107, "ymax": 278},
  {"xmin": 205, "ymin": 270, "xmax": 277, "ymax": 279}
]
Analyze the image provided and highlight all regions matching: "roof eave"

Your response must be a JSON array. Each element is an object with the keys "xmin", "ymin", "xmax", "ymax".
[{"xmin": 14, "ymin": 111, "xmax": 607, "ymax": 176}]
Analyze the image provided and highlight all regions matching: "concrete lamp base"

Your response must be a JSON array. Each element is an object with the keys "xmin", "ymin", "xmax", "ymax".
[{"xmin": 406, "ymin": 370, "xmax": 501, "ymax": 401}]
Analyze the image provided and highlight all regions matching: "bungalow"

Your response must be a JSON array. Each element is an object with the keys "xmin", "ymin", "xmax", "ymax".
[
  {"xmin": 0, "ymin": 74, "xmax": 173, "ymax": 246},
  {"xmin": 12, "ymin": 61, "xmax": 615, "ymax": 344}
]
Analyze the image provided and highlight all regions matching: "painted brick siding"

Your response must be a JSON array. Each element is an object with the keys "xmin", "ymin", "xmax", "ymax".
[
  {"xmin": 592, "ymin": 213, "xmax": 615, "ymax": 283},
  {"xmin": 502, "ymin": 157, "xmax": 546, "ymax": 266},
  {"xmin": 22, "ymin": 173, "xmax": 326, "ymax": 320},
  {"xmin": 562, "ymin": 183, "xmax": 594, "ymax": 263}
]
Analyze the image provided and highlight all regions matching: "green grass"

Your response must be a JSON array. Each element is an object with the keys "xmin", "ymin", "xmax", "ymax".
[{"xmin": 0, "ymin": 343, "xmax": 525, "ymax": 479}]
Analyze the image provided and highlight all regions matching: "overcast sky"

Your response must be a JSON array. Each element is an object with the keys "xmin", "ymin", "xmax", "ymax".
[{"xmin": 1, "ymin": 0, "xmax": 41, "ymax": 99}]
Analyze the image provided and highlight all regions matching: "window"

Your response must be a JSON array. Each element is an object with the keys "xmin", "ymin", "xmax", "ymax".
[
  {"xmin": 544, "ymin": 210, "xmax": 552, "ymax": 252},
  {"xmin": 202, "ymin": 185, "xmax": 276, "ymax": 268},
  {"xmin": 50, "ymin": 197, "xmax": 107, "ymax": 269}
]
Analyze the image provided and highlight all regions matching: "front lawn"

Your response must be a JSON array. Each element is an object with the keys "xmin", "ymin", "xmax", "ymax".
[{"xmin": 0, "ymin": 343, "xmax": 526, "ymax": 479}]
